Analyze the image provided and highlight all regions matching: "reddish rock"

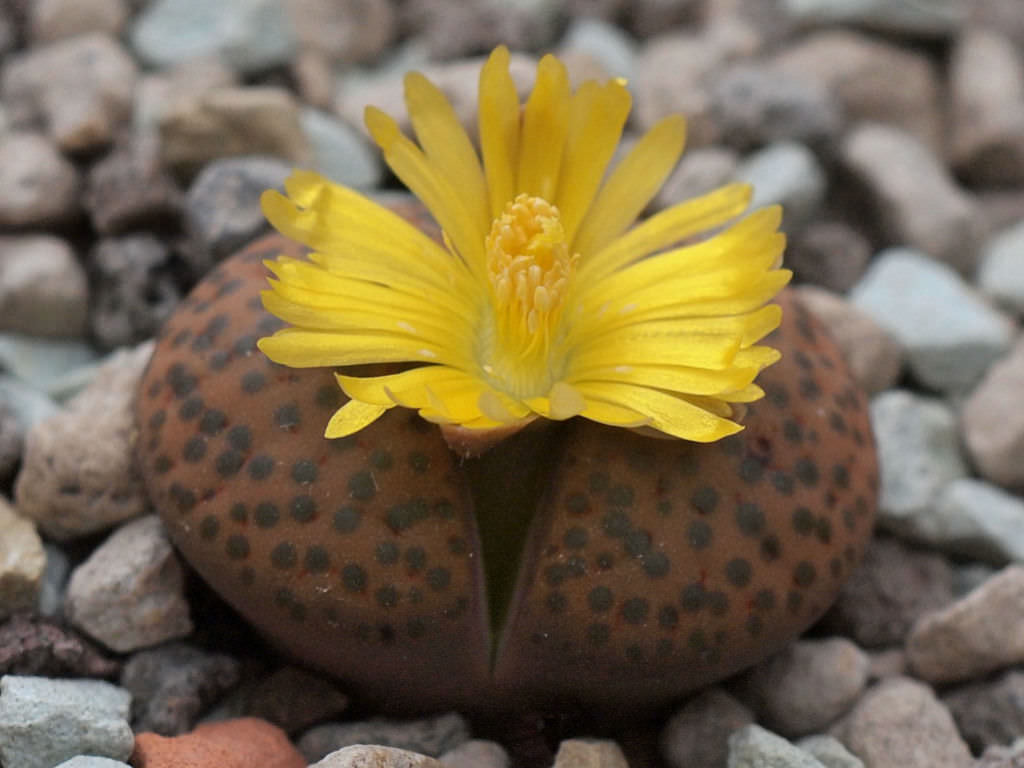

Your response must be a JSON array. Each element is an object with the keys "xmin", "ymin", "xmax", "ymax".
[{"xmin": 131, "ymin": 717, "xmax": 305, "ymax": 768}]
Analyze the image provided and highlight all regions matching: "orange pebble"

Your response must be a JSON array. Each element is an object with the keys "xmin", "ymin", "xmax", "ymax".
[{"xmin": 131, "ymin": 717, "xmax": 306, "ymax": 768}]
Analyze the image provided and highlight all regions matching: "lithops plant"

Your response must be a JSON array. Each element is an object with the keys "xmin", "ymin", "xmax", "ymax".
[{"xmin": 135, "ymin": 48, "xmax": 877, "ymax": 714}]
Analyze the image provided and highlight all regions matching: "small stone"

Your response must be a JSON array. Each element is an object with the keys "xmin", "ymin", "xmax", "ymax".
[
  {"xmin": 65, "ymin": 515, "xmax": 192, "ymax": 652},
  {"xmin": 439, "ymin": 739, "xmax": 509, "ymax": 768},
  {"xmin": 182, "ymin": 155, "xmax": 291, "ymax": 274},
  {"xmin": 655, "ymin": 146, "xmax": 739, "ymax": 211},
  {"xmin": 963, "ymin": 336, "xmax": 1024, "ymax": 490},
  {"xmin": 298, "ymin": 712, "xmax": 470, "ymax": 763},
  {"xmin": 0, "ymin": 613, "xmax": 119, "ymax": 678},
  {"xmin": 949, "ymin": 27, "xmax": 1024, "ymax": 186},
  {"xmin": 870, "ymin": 390, "xmax": 968, "ymax": 530},
  {"xmin": 794, "ymin": 735, "xmax": 864, "ymax": 768},
  {"xmin": 782, "ymin": 0, "xmax": 967, "ymax": 37},
  {"xmin": 120, "ymin": 642, "xmax": 241, "ymax": 736},
  {"xmin": 660, "ymin": 686, "xmax": 756, "ymax": 768},
  {"xmin": 769, "ymin": 30, "xmax": 943, "ymax": 153},
  {"xmin": 930, "ymin": 479, "xmax": 1024, "ymax": 563},
  {"xmin": 841, "ymin": 126, "xmax": 981, "ymax": 273},
  {"xmin": 736, "ymin": 638, "xmax": 870, "ymax": 737},
  {"xmin": 291, "ymin": 49, "xmax": 333, "ymax": 109},
  {"xmin": 54, "ymin": 758, "xmax": 132, "ymax": 768},
  {"xmin": 133, "ymin": 56, "xmax": 238, "ymax": 137},
  {"xmin": 0, "ymin": 398, "xmax": 23, "ymax": 485},
  {"xmin": 560, "ymin": 17, "xmax": 637, "ymax": 80},
  {"xmin": 301, "ymin": 108, "xmax": 382, "ymax": 189},
  {"xmin": 867, "ymin": 648, "xmax": 908, "ymax": 681},
  {"xmin": 942, "ymin": 669, "xmax": 1024, "ymax": 754},
  {"xmin": 401, "ymin": 0, "xmax": 561, "ymax": 59},
  {"xmin": 625, "ymin": 0, "xmax": 706, "ymax": 38},
  {"xmin": 851, "ymin": 250, "xmax": 1014, "ymax": 393},
  {"xmin": 28, "ymin": 0, "xmax": 128, "ymax": 43},
  {"xmin": 132, "ymin": 717, "xmax": 306, "ymax": 768},
  {"xmin": 977, "ymin": 739, "xmax": 1024, "ymax": 768},
  {"xmin": 284, "ymin": 0, "xmax": 396, "ymax": 65},
  {"xmin": 727, "ymin": 724, "xmax": 826, "ymax": 768},
  {"xmin": 0, "ymin": 675, "xmax": 133, "ymax": 768},
  {"xmin": 551, "ymin": 739, "xmax": 629, "ymax": 768},
  {"xmin": 794, "ymin": 286, "xmax": 904, "ymax": 395},
  {"xmin": 735, "ymin": 141, "xmax": 826, "ymax": 233},
  {"xmin": 0, "ymin": 336, "xmax": 98, "ymax": 400},
  {"xmin": 710, "ymin": 64, "xmax": 840, "ymax": 150},
  {"xmin": 223, "ymin": 665, "xmax": 349, "ymax": 735},
  {"xmin": 2, "ymin": 34, "xmax": 137, "ymax": 153},
  {"xmin": 830, "ymin": 677, "xmax": 971, "ymax": 768},
  {"xmin": 159, "ymin": 87, "xmax": 309, "ymax": 179},
  {"xmin": 978, "ymin": 219, "xmax": 1024, "ymax": 316},
  {"xmin": 130, "ymin": 0, "xmax": 295, "ymax": 75},
  {"xmin": 36, "ymin": 541, "xmax": 70, "ymax": 617},
  {"xmin": 90, "ymin": 235, "xmax": 180, "ymax": 350},
  {"xmin": 0, "ymin": 132, "xmax": 79, "ymax": 227},
  {"xmin": 14, "ymin": 342, "xmax": 152, "ymax": 540},
  {"xmin": 85, "ymin": 137, "xmax": 184, "ymax": 235},
  {"xmin": 787, "ymin": 222, "xmax": 872, "ymax": 295},
  {"xmin": 0, "ymin": 236, "xmax": 88, "ymax": 338},
  {"xmin": 310, "ymin": 745, "xmax": 443, "ymax": 768},
  {"xmin": 819, "ymin": 535, "xmax": 955, "ymax": 648},
  {"xmin": 906, "ymin": 565, "xmax": 1024, "ymax": 685},
  {"xmin": 0, "ymin": 498, "xmax": 45, "ymax": 621}
]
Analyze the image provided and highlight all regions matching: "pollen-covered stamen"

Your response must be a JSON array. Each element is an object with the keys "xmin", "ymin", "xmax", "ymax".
[{"xmin": 487, "ymin": 194, "xmax": 578, "ymax": 337}]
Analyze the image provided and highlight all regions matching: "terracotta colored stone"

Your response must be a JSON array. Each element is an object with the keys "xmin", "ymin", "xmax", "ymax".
[
  {"xmin": 136, "ymin": 232, "xmax": 877, "ymax": 714},
  {"xmin": 131, "ymin": 717, "xmax": 305, "ymax": 768}
]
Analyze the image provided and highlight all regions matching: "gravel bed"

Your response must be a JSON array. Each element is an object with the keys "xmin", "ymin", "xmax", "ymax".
[{"xmin": 1, "ymin": 0, "xmax": 1023, "ymax": 767}]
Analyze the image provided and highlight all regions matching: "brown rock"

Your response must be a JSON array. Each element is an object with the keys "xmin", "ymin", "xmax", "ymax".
[
  {"xmin": 439, "ymin": 740, "xmax": 509, "ymax": 768},
  {"xmin": 660, "ymin": 687, "xmax": 755, "ymax": 768},
  {"xmin": 131, "ymin": 717, "xmax": 306, "ymax": 768},
  {"xmin": 1, "ymin": 34, "xmax": 137, "ymax": 152},
  {"xmin": 819, "ymin": 535, "xmax": 955, "ymax": 648},
  {"xmin": 28, "ymin": 0, "xmax": 128, "ymax": 43},
  {"xmin": 14, "ymin": 342, "xmax": 153, "ymax": 540},
  {"xmin": 962, "ymin": 336, "xmax": 1024, "ymax": 490},
  {"xmin": 0, "ymin": 236, "xmax": 88, "ymax": 337},
  {"xmin": 0, "ymin": 613, "xmax": 120, "ymax": 678},
  {"xmin": 310, "ymin": 746, "xmax": 443, "ymax": 768},
  {"xmin": 787, "ymin": 222, "xmax": 871, "ymax": 295},
  {"xmin": 551, "ymin": 739, "xmax": 629, "ymax": 768},
  {"xmin": 284, "ymin": 0, "xmax": 395, "ymax": 64},
  {"xmin": 85, "ymin": 137, "xmax": 184, "ymax": 235},
  {"xmin": 735, "ymin": 637, "xmax": 870, "ymax": 737},
  {"xmin": 234, "ymin": 666, "xmax": 349, "ymax": 735},
  {"xmin": 906, "ymin": 565, "xmax": 1024, "ymax": 685},
  {"xmin": 158, "ymin": 86, "xmax": 309, "ymax": 178},
  {"xmin": 400, "ymin": 0, "xmax": 559, "ymax": 59},
  {"xmin": 0, "ymin": 132, "xmax": 79, "ymax": 228},
  {"xmin": 794, "ymin": 285, "xmax": 904, "ymax": 395},
  {"xmin": 840, "ymin": 123, "xmax": 981, "ymax": 273},
  {"xmin": 134, "ymin": 57, "xmax": 238, "ymax": 137},
  {"xmin": 0, "ymin": 498, "xmax": 45, "ymax": 621},
  {"xmin": 943, "ymin": 669, "xmax": 1024, "ymax": 754},
  {"xmin": 654, "ymin": 146, "xmax": 739, "ymax": 211},
  {"xmin": 769, "ymin": 29, "xmax": 944, "ymax": 153},
  {"xmin": 949, "ymin": 27, "xmax": 1024, "ymax": 186},
  {"xmin": 830, "ymin": 677, "xmax": 972, "ymax": 768}
]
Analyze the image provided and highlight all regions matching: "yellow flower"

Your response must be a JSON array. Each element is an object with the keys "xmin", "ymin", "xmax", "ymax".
[{"xmin": 257, "ymin": 46, "xmax": 791, "ymax": 443}]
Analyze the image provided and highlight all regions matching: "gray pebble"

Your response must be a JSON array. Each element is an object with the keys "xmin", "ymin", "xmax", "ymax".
[
  {"xmin": 0, "ymin": 236, "xmax": 88, "ymax": 338},
  {"xmin": 870, "ymin": 390, "xmax": 968, "ymax": 532},
  {"xmin": 931, "ymin": 479, "xmax": 1024, "ymax": 564},
  {"xmin": 36, "ymin": 541, "xmax": 70, "ymax": 617},
  {"xmin": 301, "ymin": 108, "xmax": 383, "ymax": 190},
  {"xmin": 787, "ymin": 222, "xmax": 872, "ymax": 295},
  {"xmin": 311, "ymin": 746, "xmax": 443, "ymax": 768},
  {"xmin": 0, "ymin": 375, "xmax": 58, "ymax": 433},
  {"xmin": 978, "ymin": 219, "xmax": 1024, "ymax": 316},
  {"xmin": 736, "ymin": 141, "xmax": 826, "ymax": 233},
  {"xmin": 0, "ymin": 132, "xmax": 79, "ymax": 228},
  {"xmin": 28, "ymin": 0, "xmax": 128, "ymax": 44},
  {"xmin": 794, "ymin": 735, "xmax": 864, "ymax": 768},
  {"xmin": 130, "ymin": 0, "xmax": 294, "ymax": 74},
  {"xmin": 660, "ymin": 687, "xmax": 755, "ymax": 768},
  {"xmin": 962, "ymin": 336, "xmax": 1024, "ymax": 489},
  {"xmin": 53, "ymin": 758, "xmax": 132, "ymax": 768},
  {"xmin": 560, "ymin": 17, "xmax": 637, "ymax": 80},
  {"xmin": 0, "ymin": 675, "xmax": 134, "ymax": 768},
  {"xmin": 727, "ymin": 724, "xmax": 826, "ymax": 768},
  {"xmin": 852, "ymin": 249, "xmax": 1014, "ymax": 394},
  {"xmin": 0, "ymin": 334, "xmax": 97, "ymax": 395},
  {"xmin": 439, "ymin": 739, "xmax": 509, "ymax": 768},
  {"xmin": 942, "ymin": 669, "xmax": 1024, "ymax": 754}
]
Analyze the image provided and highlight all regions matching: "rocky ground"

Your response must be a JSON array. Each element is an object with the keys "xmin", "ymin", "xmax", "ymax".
[{"xmin": 0, "ymin": 0, "xmax": 1023, "ymax": 766}]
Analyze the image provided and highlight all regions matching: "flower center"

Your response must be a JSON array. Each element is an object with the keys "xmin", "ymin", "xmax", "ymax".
[{"xmin": 480, "ymin": 194, "xmax": 578, "ymax": 397}]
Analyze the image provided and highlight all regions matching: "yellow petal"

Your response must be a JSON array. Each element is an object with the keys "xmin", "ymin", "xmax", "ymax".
[
  {"xmin": 523, "ymin": 381, "xmax": 587, "ymax": 420},
  {"xmin": 325, "ymin": 399, "xmax": 389, "ymax": 438},
  {"xmin": 405, "ymin": 71, "xmax": 490, "ymax": 233},
  {"xmin": 571, "ymin": 330, "xmax": 740, "ymax": 371},
  {"xmin": 555, "ymin": 79, "xmax": 631, "ymax": 244},
  {"xmin": 576, "ymin": 182, "xmax": 753, "ymax": 283},
  {"xmin": 517, "ymin": 54, "xmax": 570, "ymax": 201},
  {"xmin": 575, "ymin": 381, "xmax": 742, "ymax": 442},
  {"xmin": 336, "ymin": 366, "xmax": 475, "ymax": 407},
  {"xmin": 258, "ymin": 328, "xmax": 446, "ymax": 368},
  {"xmin": 567, "ymin": 362, "xmax": 759, "ymax": 397},
  {"xmin": 572, "ymin": 115, "xmax": 686, "ymax": 259},
  {"xmin": 365, "ymin": 106, "xmax": 487, "ymax": 278},
  {"xmin": 478, "ymin": 46, "xmax": 521, "ymax": 219}
]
